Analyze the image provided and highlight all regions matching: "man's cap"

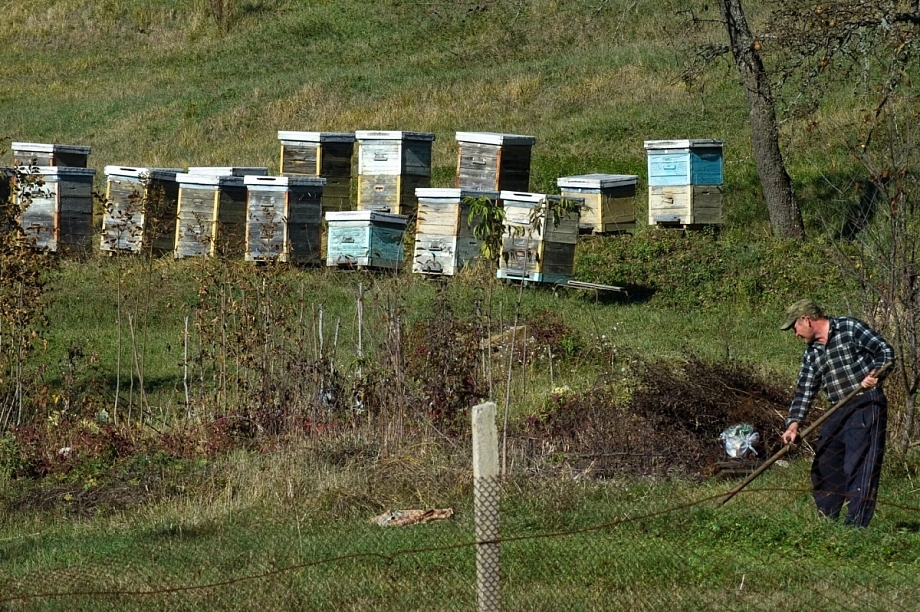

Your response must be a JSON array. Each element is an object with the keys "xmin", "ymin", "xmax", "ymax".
[{"xmin": 780, "ymin": 299, "xmax": 824, "ymax": 330}]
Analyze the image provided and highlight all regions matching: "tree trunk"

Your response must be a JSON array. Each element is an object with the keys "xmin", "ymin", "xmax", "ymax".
[{"xmin": 718, "ymin": 0, "xmax": 805, "ymax": 239}]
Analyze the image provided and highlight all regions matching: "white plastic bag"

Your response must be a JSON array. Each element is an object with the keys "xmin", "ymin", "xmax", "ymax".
[{"xmin": 720, "ymin": 423, "xmax": 760, "ymax": 458}]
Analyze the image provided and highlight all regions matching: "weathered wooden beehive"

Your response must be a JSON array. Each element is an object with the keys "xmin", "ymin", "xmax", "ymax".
[
  {"xmin": 174, "ymin": 167, "xmax": 268, "ymax": 259},
  {"xmin": 277, "ymin": 131, "xmax": 355, "ymax": 213},
  {"xmin": 644, "ymin": 139, "xmax": 724, "ymax": 226},
  {"xmin": 325, "ymin": 209, "xmax": 408, "ymax": 271},
  {"xmin": 18, "ymin": 167, "xmax": 96, "ymax": 252},
  {"xmin": 497, "ymin": 191, "xmax": 582, "ymax": 284},
  {"xmin": 355, "ymin": 131, "xmax": 435, "ymax": 216},
  {"xmin": 101, "ymin": 166, "xmax": 183, "ymax": 255},
  {"xmin": 455, "ymin": 132, "xmax": 535, "ymax": 192},
  {"xmin": 244, "ymin": 175, "xmax": 325, "ymax": 264},
  {"xmin": 412, "ymin": 188, "xmax": 499, "ymax": 276},
  {"xmin": 557, "ymin": 173, "xmax": 638, "ymax": 234},
  {"xmin": 11, "ymin": 142, "xmax": 91, "ymax": 168}
]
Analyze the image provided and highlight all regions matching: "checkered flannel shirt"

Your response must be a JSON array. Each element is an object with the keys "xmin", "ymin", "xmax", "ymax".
[{"xmin": 785, "ymin": 316, "xmax": 894, "ymax": 428}]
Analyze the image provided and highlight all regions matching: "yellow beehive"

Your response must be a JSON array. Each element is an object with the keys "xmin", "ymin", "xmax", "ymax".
[{"xmin": 557, "ymin": 173, "xmax": 638, "ymax": 234}]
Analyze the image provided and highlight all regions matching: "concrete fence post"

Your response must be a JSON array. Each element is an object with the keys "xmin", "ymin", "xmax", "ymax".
[{"xmin": 473, "ymin": 401, "xmax": 501, "ymax": 611}]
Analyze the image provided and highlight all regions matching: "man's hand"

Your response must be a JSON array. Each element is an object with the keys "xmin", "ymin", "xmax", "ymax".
[
  {"xmin": 861, "ymin": 369, "xmax": 879, "ymax": 390},
  {"xmin": 782, "ymin": 422, "xmax": 800, "ymax": 445}
]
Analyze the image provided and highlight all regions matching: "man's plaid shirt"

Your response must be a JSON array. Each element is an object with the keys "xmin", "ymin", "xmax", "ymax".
[{"xmin": 786, "ymin": 317, "xmax": 894, "ymax": 428}]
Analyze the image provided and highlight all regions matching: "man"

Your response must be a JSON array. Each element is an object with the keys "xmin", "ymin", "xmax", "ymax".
[{"xmin": 780, "ymin": 299, "xmax": 894, "ymax": 527}]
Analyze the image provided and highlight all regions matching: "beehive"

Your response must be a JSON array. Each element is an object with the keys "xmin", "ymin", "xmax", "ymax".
[
  {"xmin": 101, "ymin": 166, "xmax": 183, "ymax": 255},
  {"xmin": 644, "ymin": 139, "xmax": 724, "ymax": 226},
  {"xmin": 355, "ymin": 131, "xmax": 435, "ymax": 216},
  {"xmin": 325, "ymin": 209, "xmax": 408, "ymax": 271},
  {"xmin": 557, "ymin": 174, "xmax": 638, "ymax": 234},
  {"xmin": 647, "ymin": 184, "xmax": 724, "ymax": 226},
  {"xmin": 412, "ymin": 188, "xmax": 499, "ymax": 276},
  {"xmin": 455, "ymin": 132, "xmax": 535, "ymax": 192},
  {"xmin": 244, "ymin": 175, "xmax": 325, "ymax": 263},
  {"xmin": 277, "ymin": 131, "xmax": 355, "ymax": 213},
  {"xmin": 18, "ymin": 167, "xmax": 96, "ymax": 252},
  {"xmin": 11, "ymin": 142, "xmax": 91, "ymax": 168},
  {"xmin": 174, "ymin": 168, "xmax": 268, "ymax": 259},
  {"xmin": 497, "ymin": 191, "xmax": 582, "ymax": 284}
]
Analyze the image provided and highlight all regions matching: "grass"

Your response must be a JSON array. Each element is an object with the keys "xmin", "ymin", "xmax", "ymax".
[
  {"xmin": 30, "ymin": 254, "xmax": 809, "ymax": 426},
  {"xmin": 1, "ymin": 448, "xmax": 918, "ymax": 610}
]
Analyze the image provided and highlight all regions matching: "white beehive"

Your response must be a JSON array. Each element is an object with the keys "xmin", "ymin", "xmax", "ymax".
[
  {"xmin": 101, "ymin": 166, "xmax": 183, "ymax": 255},
  {"xmin": 455, "ymin": 132, "xmax": 535, "ymax": 192},
  {"xmin": 18, "ymin": 167, "xmax": 96, "ymax": 252},
  {"xmin": 497, "ymin": 191, "xmax": 582, "ymax": 284},
  {"xmin": 412, "ymin": 188, "xmax": 499, "ymax": 276},
  {"xmin": 277, "ymin": 131, "xmax": 355, "ymax": 213},
  {"xmin": 174, "ymin": 168, "xmax": 268, "ymax": 259},
  {"xmin": 355, "ymin": 131, "xmax": 435, "ymax": 216},
  {"xmin": 244, "ymin": 175, "xmax": 325, "ymax": 264},
  {"xmin": 12, "ymin": 142, "xmax": 91, "ymax": 168}
]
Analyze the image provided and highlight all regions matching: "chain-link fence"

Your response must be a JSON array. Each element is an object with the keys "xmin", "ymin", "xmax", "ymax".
[{"xmin": 2, "ymin": 403, "xmax": 919, "ymax": 611}]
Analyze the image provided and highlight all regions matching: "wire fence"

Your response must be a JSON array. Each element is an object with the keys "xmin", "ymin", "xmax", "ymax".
[
  {"xmin": 1, "ymin": 486, "xmax": 918, "ymax": 610},
  {"xmin": 1, "ymin": 403, "xmax": 919, "ymax": 611}
]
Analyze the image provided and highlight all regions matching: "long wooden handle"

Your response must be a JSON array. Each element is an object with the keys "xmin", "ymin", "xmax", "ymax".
[{"xmin": 717, "ymin": 361, "xmax": 892, "ymax": 507}]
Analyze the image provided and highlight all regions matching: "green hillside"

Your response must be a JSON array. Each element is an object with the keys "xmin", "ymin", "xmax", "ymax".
[{"xmin": 2, "ymin": 0, "xmax": 786, "ymax": 221}]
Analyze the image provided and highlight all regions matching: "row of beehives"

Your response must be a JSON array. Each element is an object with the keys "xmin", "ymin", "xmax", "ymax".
[
  {"xmin": 6, "ymin": 135, "xmax": 724, "ymax": 282},
  {"xmin": 277, "ymin": 131, "xmax": 726, "ymax": 228}
]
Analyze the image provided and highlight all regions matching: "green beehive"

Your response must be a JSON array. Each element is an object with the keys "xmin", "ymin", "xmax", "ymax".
[{"xmin": 325, "ymin": 209, "xmax": 408, "ymax": 271}]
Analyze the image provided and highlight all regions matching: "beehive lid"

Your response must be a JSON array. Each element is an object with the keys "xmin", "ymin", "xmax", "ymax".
[
  {"xmin": 186, "ymin": 166, "xmax": 269, "ymax": 177},
  {"xmin": 325, "ymin": 210, "xmax": 409, "ymax": 225},
  {"xmin": 355, "ymin": 130, "xmax": 436, "ymax": 142},
  {"xmin": 24, "ymin": 167, "xmax": 96, "ymax": 177},
  {"xmin": 12, "ymin": 142, "xmax": 92, "ymax": 155},
  {"xmin": 176, "ymin": 172, "xmax": 248, "ymax": 186},
  {"xmin": 557, "ymin": 174, "xmax": 638, "ymax": 189},
  {"xmin": 277, "ymin": 131, "xmax": 356, "ymax": 144},
  {"xmin": 244, "ymin": 175, "xmax": 327, "ymax": 188},
  {"xmin": 455, "ymin": 132, "xmax": 536, "ymax": 146},
  {"xmin": 643, "ymin": 139, "xmax": 724, "ymax": 150},
  {"xmin": 415, "ymin": 188, "xmax": 500, "ymax": 200},
  {"xmin": 499, "ymin": 191, "xmax": 549, "ymax": 204},
  {"xmin": 104, "ymin": 166, "xmax": 184, "ymax": 181}
]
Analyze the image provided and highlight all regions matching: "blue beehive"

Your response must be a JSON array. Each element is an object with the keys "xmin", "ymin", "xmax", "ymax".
[
  {"xmin": 644, "ymin": 139, "xmax": 724, "ymax": 186},
  {"xmin": 644, "ymin": 139, "xmax": 724, "ymax": 226},
  {"xmin": 325, "ymin": 209, "xmax": 409, "ymax": 270}
]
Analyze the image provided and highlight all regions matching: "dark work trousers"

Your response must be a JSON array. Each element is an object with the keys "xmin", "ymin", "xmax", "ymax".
[{"xmin": 811, "ymin": 388, "xmax": 887, "ymax": 527}]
